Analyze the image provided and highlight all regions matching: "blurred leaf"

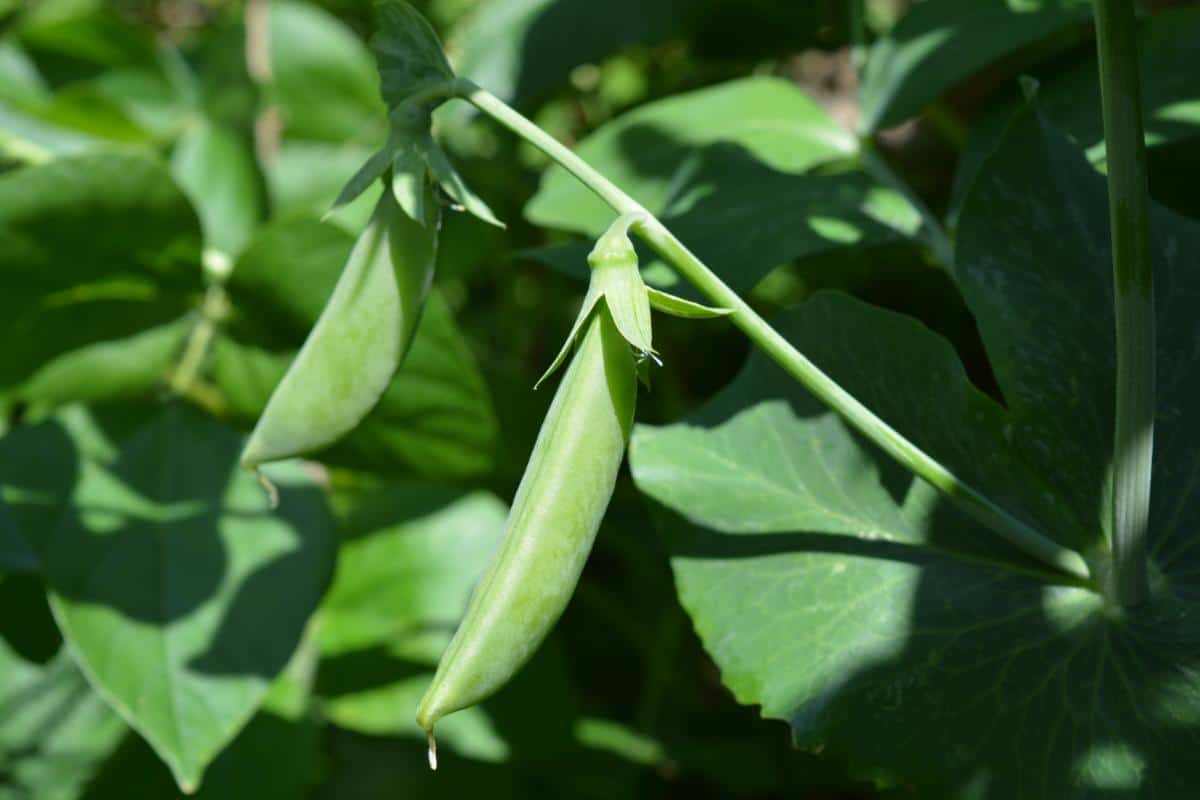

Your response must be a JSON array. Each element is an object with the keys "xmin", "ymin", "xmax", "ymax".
[
  {"xmin": 14, "ymin": 318, "xmax": 191, "ymax": 409},
  {"xmin": 82, "ymin": 639, "xmax": 324, "ymax": 800},
  {"xmin": 314, "ymin": 481, "xmax": 509, "ymax": 759},
  {"xmin": 318, "ymin": 483, "xmax": 509, "ymax": 656},
  {"xmin": 270, "ymin": 0, "xmax": 384, "ymax": 142},
  {"xmin": 268, "ymin": 140, "xmax": 382, "ymax": 229},
  {"xmin": 858, "ymin": 0, "xmax": 1092, "ymax": 132},
  {"xmin": 526, "ymin": 76, "xmax": 858, "ymax": 237},
  {"xmin": 0, "ymin": 495, "xmax": 37, "ymax": 573},
  {"xmin": 17, "ymin": 0, "xmax": 157, "ymax": 77},
  {"xmin": 171, "ymin": 120, "xmax": 262, "ymax": 258},
  {"xmin": 372, "ymin": 0, "xmax": 455, "ymax": 110},
  {"xmin": 529, "ymin": 143, "xmax": 919, "ymax": 293},
  {"xmin": 950, "ymin": 5, "xmax": 1200, "ymax": 220},
  {"xmin": 0, "ymin": 644, "xmax": 127, "ymax": 800},
  {"xmin": 451, "ymin": 0, "xmax": 846, "ymax": 109},
  {"xmin": 630, "ymin": 109, "xmax": 1200, "ymax": 796},
  {"xmin": 0, "ymin": 154, "xmax": 202, "ymax": 407},
  {"xmin": 213, "ymin": 219, "xmax": 498, "ymax": 478},
  {"xmin": 0, "ymin": 38, "xmax": 48, "ymax": 105},
  {"xmin": 0, "ymin": 405, "xmax": 336, "ymax": 792}
]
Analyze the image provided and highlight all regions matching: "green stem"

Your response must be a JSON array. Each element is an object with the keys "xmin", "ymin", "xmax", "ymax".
[
  {"xmin": 1094, "ymin": 0, "xmax": 1154, "ymax": 606},
  {"xmin": 169, "ymin": 285, "xmax": 227, "ymax": 396},
  {"xmin": 459, "ymin": 80, "xmax": 1090, "ymax": 582}
]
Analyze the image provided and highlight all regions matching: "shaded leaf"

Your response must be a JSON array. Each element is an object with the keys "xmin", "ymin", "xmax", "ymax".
[
  {"xmin": 629, "ymin": 105, "xmax": 1200, "ymax": 797},
  {"xmin": 0, "ymin": 405, "xmax": 336, "ymax": 791},
  {"xmin": 858, "ymin": 0, "xmax": 1092, "ymax": 132},
  {"xmin": 0, "ymin": 154, "xmax": 202, "ymax": 406},
  {"xmin": 526, "ymin": 77, "xmax": 857, "ymax": 237},
  {"xmin": 372, "ymin": 0, "xmax": 455, "ymax": 111},
  {"xmin": 949, "ymin": 6, "xmax": 1200, "ymax": 219}
]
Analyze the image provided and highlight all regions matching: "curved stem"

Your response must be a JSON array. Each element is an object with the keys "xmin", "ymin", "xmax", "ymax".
[
  {"xmin": 459, "ymin": 80, "xmax": 1090, "ymax": 582},
  {"xmin": 1094, "ymin": 0, "xmax": 1154, "ymax": 606}
]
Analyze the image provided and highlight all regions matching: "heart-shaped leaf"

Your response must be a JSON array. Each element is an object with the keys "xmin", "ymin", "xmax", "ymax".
[
  {"xmin": 630, "ymin": 108, "xmax": 1200, "ymax": 795},
  {"xmin": 0, "ymin": 404, "xmax": 336, "ymax": 791},
  {"xmin": 315, "ymin": 481, "xmax": 512, "ymax": 760}
]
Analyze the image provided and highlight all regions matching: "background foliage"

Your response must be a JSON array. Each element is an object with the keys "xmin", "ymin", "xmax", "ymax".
[{"xmin": 2, "ymin": 0, "xmax": 1199, "ymax": 797}]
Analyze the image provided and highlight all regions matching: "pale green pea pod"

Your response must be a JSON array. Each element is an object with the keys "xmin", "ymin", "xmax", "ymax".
[
  {"xmin": 240, "ymin": 185, "xmax": 439, "ymax": 469},
  {"xmin": 415, "ymin": 300, "xmax": 637, "ymax": 759}
]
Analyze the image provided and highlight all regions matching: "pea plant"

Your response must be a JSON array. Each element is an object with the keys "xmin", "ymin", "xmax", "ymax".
[{"xmin": 1, "ymin": 0, "xmax": 1198, "ymax": 797}]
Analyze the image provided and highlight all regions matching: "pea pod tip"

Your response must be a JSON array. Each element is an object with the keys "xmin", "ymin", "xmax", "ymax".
[{"xmin": 426, "ymin": 731, "xmax": 438, "ymax": 771}]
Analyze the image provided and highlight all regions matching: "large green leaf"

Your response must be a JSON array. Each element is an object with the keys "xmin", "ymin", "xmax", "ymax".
[
  {"xmin": 0, "ymin": 644, "xmax": 126, "ymax": 799},
  {"xmin": 525, "ymin": 77, "xmax": 858, "ymax": 237},
  {"xmin": 81, "ymin": 639, "xmax": 323, "ymax": 799},
  {"xmin": 630, "ymin": 111, "xmax": 1200, "ymax": 794},
  {"xmin": 212, "ymin": 219, "xmax": 498, "ymax": 478},
  {"xmin": 315, "ymin": 481, "xmax": 512, "ymax": 760},
  {"xmin": 858, "ymin": 0, "xmax": 1092, "ymax": 133},
  {"xmin": 0, "ymin": 154, "xmax": 202, "ymax": 407},
  {"xmin": 949, "ymin": 6, "xmax": 1200, "ymax": 220},
  {"xmin": 0, "ymin": 405, "xmax": 336, "ymax": 791}
]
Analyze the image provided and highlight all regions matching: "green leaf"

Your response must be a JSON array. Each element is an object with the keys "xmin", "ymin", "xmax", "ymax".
[
  {"xmin": 0, "ymin": 644, "xmax": 127, "ymax": 799},
  {"xmin": 0, "ymin": 493, "xmax": 38, "ymax": 572},
  {"xmin": 525, "ymin": 77, "xmax": 858, "ymax": 237},
  {"xmin": 0, "ymin": 154, "xmax": 203, "ymax": 406},
  {"xmin": 268, "ymin": 141, "xmax": 383, "ymax": 230},
  {"xmin": 422, "ymin": 138, "xmax": 504, "ymax": 228},
  {"xmin": 450, "ymin": 0, "xmax": 848, "ymax": 110},
  {"xmin": 630, "ymin": 108, "xmax": 1200, "ymax": 795},
  {"xmin": 529, "ymin": 144, "xmax": 920, "ymax": 292},
  {"xmin": 949, "ymin": 6, "xmax": 1200, "ymax": 220},
  {"xmin": 318, "ymin": 483, "xmax": 509, "ymax": 656},
  {"xmin": 858, "ymin": 0, "xmax": 1092, "ymax": 132},
  {"xmin": 645, "ymin": 287, "xmax": 731, "ymax": 319},
  {"xmin": 171, "ymin": 120, "xmax": 262, "ymax": 259},
  {"xmin": 82, "ymin": 640, "xmax": 324, "ymax": 799},
  {"xmin": 1, "ymin": 405, "xmax": 336, "ymax": 792},
  {"xmin": 315, "ymin": 481, "xmax": 511, "ymax": 760},
  {"xmin": 212, "ymin": 219, "xmax": 498, "ymax": 479},
  {"xmin": 371, "ymin": 0, "xmax": 455, "ymax": 111},
  {"xmin": 269, "ymin": 0, "xmax": 384, "ymax": 142}
]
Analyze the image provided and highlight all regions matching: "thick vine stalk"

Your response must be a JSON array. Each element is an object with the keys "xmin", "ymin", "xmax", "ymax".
[{"xmin": 1094, "ymin": 0, "xmax": 1155, "ymax": 606}]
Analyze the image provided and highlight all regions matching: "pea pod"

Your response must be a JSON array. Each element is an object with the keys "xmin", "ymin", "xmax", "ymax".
[
  {"xmin": 240, "ymin": 186, "xmax": 439, "ymax": 469},
  {"xmin": 415, "ymin": 300, "xmax": 636, "ymax": 754}
]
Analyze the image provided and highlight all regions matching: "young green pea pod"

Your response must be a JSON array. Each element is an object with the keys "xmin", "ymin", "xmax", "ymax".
[
  {"xmin": 415, "ymin": 214, "xmax": 728, "ymax": 766},
  {"xmin": 240, "ymin": 185, "xmax": 439, "ymax": 470},
  {"xmin": 416, "ymin": 299, "xmax": 637, "ymax": 760}
]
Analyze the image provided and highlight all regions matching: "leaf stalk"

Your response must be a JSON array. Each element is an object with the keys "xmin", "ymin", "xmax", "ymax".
[{"xmin": 1093, "ymin": 0, "xmax": 1155, "ymax": 606}]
